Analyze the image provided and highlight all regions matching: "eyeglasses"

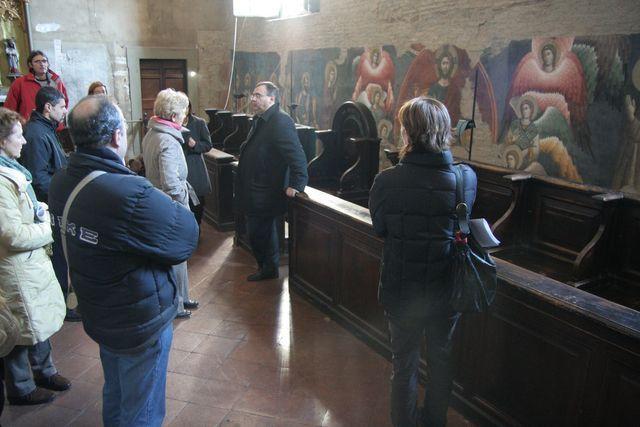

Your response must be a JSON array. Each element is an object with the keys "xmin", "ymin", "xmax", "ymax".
[
  {"xmin": 32, "ymin": 59, "xmax": 48, "ymax": 64},
  {"xmin": 251, "ymin": 93, "xmax": 268, "ymax": 99}
]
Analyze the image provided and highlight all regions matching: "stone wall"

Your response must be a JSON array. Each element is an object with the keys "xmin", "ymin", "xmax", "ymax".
[{"xmin": 28, "ymin": 0, "xmax": 233, "ymax": 119}]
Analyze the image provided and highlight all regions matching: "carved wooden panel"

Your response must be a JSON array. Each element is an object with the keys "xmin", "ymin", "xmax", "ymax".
[
  {"xmin": 338, "ymin": 230, "xmax": 385, "ymax": 333},
  {"xmin": 533, "ymin": 192, "xmax": 600, "ymax": 257},
  {"xmin": 292, "ymin": 209, "xmax": 336, "ymax": 304},
  {"xmin": 476, "ymin": 295, "xmax": 594, "ymax": 425},
  {"xmin": 596, "ymin": 358, "xmax": 640, "ymax": 425}
]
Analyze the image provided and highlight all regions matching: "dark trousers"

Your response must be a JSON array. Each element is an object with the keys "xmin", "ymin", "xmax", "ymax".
[
  {"xmin": 245, "ymin": 215, "xmax": 279, "ymax": 272},
  {"xmin": 189, "ymin": 196, "xmax": 205, "ymax": 226},
  {"xmin": 51, "ymin": 239, "xmax": 69, "ymax": 298},
  {"xmin": 386, "ymin": 310, "xmax": 460, "ymax": 427}
]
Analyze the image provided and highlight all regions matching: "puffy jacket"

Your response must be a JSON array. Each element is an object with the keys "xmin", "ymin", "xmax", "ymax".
[
  {"xmin": 0, "ymin": 166, "xmax": 65, "ymax": 347},
  {"xmin": 4, "ymin": 71, "xmax": 69, "ymax": 120},
  {"xmin": 142, "ymin": 120, "xmax": 191, "ymax": 207},
  {"xmin": 20, "ymin": 111, "xmax": 68, "ymax": 202},
  {"xmin": 369, "ymin": 150, "xmax": 477, "ymax": 306},
  {"xmin": 48, "ymin": 147, "xmax": 199, "ymax": 353}
]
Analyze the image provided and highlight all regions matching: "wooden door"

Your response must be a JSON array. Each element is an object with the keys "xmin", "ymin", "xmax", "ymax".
[{"xmin": 140, "ymin": 59, "xmax": 187, "ymax": 127}]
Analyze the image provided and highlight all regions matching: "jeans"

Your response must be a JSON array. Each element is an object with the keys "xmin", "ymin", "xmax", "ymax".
[
  {"xmin": 386, "ymin": 310, "xmax": 460, "ymax": 427},
  {"xmin": 173, "ymin": 261, "xmax": 189, "ymax": 314},
  {"xmin": 100, "ymin": 324, "xmax": 173, "ymax": 427},
  {"xmin": 246, "ymin": 215, "xmax": 279, "ymax": 272},
  {"xmin": 3, "ymin": 340, "xmax": 57, "ymax": 397}
]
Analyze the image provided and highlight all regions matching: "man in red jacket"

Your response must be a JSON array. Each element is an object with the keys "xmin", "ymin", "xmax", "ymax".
[{"xmin": 4, "ymin": 50, "xmax": 69, "ymax": 120}]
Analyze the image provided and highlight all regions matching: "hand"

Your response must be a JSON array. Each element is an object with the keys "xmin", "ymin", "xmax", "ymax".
[
  {"xmin": 188, "ymin": 137, "xmax": 197, "ymax": 148},
  {"xmin": 36, "ymin": 202, "xmax": 49, "ymax": 223},
  {"xmin": 285, "ymin": 187, "xmax": 298, "ymax": 198},
  {"xmin": 625, "ymin": 95, "xmax": 636, "ymax": 121}
]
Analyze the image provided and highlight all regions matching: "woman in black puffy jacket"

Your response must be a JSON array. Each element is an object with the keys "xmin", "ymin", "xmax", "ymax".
[{"xmin": 369, "ymin": 97, "xmax": 477, "ymax": 427}]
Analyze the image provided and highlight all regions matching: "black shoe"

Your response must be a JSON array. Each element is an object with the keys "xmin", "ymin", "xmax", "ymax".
[
  {"xmin": 176, "ymin": 310, "xmax": 192, "ymax": 319},
  {"xmin": 184, "ymin": 299, "xmax": 199, "ymax": 310},
  {"xmin": 35, "ymin": 373, "xmax": 72, "ymax": 391},
  {"xmin": 247, "ymin": 269, "xmax": 279, "ymax": 282},
  {"xmin": 8, "ymin": 387, "xmax": 56, "ymax": 405},
  {"xmin": 65, "ymin": 309, "xmax": 82, "ymax": 322}
]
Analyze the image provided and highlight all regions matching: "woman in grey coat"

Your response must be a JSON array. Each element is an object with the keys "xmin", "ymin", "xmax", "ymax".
[
  {"xmin": 142, "ymin": 88, "xmax": 199, "ymax": 318},
  {"xmin": 183, "ymin": 102, "xmax": 212, "ymax": 225}
]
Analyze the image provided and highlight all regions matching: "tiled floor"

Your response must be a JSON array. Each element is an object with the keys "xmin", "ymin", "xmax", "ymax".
[{"xmin": 1, "ymin": 223, "xmax": 474, "ymax": 427}]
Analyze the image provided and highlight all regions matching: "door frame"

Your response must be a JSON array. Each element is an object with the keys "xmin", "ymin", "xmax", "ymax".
[{"xmin": 127, "ymin": 46, "xmax": 199, "ymax": 124}]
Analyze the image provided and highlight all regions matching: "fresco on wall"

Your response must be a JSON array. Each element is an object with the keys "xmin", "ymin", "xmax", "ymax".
[
  {"xmin": 229, "ymin": 32, "xmax": 640, "ymax": 195},
  {"xmin": 232, "ymin": 51, "xmax": 281, "ymax": 113},
  {"xmin": 287, "ymin": 48, "xmax": 346, "ymax": 129}
]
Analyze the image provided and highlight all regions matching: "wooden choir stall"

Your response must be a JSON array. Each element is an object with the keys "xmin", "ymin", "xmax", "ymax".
[{"xmin": 201, "ymin": 101, "xmax": 640, "ymax": 425}]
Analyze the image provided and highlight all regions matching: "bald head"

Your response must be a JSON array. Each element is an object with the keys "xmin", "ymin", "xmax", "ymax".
[{"xmin": 68, "ymin": 95, "xmax": 125, "ymax": 150}]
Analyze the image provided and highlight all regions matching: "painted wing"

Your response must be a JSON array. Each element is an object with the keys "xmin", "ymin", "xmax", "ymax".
[
  {"xmin": 504, "ymin": 52, "xmax": 592, "ymax": 155},
  {"xmin": 535, "ymin": 106, "xmax": 575, "ymax": 147}
]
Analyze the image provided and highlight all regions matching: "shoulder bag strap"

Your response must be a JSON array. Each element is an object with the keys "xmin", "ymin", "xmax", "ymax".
[
  {"xmin": 453, "ymin": 165, "xmax": 471, "ymax": 236},
  {"xmin": 60, "ymin": 170, "xmax": 106, "ymax": 301}
]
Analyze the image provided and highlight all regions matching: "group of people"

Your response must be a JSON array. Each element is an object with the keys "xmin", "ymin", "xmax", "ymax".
[{"xmin": 0, "ymin": 48, "xmax": 477, "ymax": 427}]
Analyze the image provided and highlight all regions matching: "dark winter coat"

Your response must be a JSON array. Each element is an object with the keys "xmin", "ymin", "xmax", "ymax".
[
  {"xmin": 368, "ymin": 150, "xmax": 477, "ymax": 311},
  {"xmin": 184, "ymin": 114, "xmax": 213, "ymax": 197},
  {"xmin": 48, "ymin": 146, "xmax": 199, "ymax": 353},
  {"xmin": 237, "ymin": 103, "xmax": 308, "ymax": 216},
  {"xmin": 20, "ymin": 111, "xmax": 67, "ymax": 202}
]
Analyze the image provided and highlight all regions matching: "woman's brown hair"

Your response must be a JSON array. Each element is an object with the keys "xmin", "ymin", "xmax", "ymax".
[
  {"xmin": 0, "ymin": 107, "xmax": 24, "ymax": 142},
  {"xmin": 398, "ymin": 96, "xmax": 451, "ymax": 158},
  {"xmin": 87, "ymin": 81, "xmax": 108, "ymax": 96}
]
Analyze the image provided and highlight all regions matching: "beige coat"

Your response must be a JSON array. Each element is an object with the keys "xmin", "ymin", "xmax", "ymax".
[
  {"xmin": 142, "ymin": 120, "xmax": 191, "ymax": 207},
  {"xmin": 0, "ymin": 166, "xmax": 65, "ymax": 346}
]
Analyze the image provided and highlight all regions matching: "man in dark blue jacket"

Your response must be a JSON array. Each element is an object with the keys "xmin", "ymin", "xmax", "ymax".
[
  {"xmin": 20, "ymin": 87, "xmax": 78, "ymax": 320},
  {"xmin": 49, "ymin": 96, "xmax": 198, "ymax": 427},
  {"xmin": 237, "ymin": 81, "xmax": 308, "ymax": 281}
]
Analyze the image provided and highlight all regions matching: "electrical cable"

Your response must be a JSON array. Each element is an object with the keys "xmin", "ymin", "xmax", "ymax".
[{"xmin": 224, "ymin": 16, "xmax": 239, "ymax": 110}]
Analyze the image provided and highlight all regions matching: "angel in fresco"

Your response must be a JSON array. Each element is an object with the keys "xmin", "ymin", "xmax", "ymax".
[
  {"xmin": 366, "ymin": 84, "xmax": 388, "ymax": 121},
  {"xmin": 395, "ymin": 44, "xmax": 498, "ymax": 143},
  {"xmin": 295, "ymin": 71, "xmax": 318, "ymax": 128},
  {"xmin": 503, "ymin": 37, "xmax": 593, "ymax": 156},
  {"xmin": 612, "ymin": 94, "xmax": 640, "ymax": 194},
  {"xmin": 377, "ymin": 118, "xmax": 393, "ymax": 149},
  {"xmin": 352, "ymin": 47, "xmax": 395, "ymax": 113},
  {"xmin": 322, "ymin": 61, "xmax": 339, "ymax": 128},
  {"xmin": 501, "ymin": 94, "xmax": 582, "ymax": 182}
]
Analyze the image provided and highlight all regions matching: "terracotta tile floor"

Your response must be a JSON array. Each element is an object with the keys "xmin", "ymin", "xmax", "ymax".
[{"xmin": 1, "ymin": 223, "xmax": 475, "ymax": 427}]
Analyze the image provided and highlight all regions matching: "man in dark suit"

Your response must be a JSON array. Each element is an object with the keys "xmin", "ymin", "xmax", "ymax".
[{"xmin": 237, "ymin": 81, "xmax": 308, "ymax": 281}]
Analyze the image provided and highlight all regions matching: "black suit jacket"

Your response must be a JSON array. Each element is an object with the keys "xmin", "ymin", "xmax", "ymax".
[{"xmin": 237, "ymin": 103, "xmax": 308, "ymax": 216}]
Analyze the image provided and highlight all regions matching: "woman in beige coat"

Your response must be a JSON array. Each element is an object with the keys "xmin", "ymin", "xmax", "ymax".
[
  {"xmin": 142, "ymin": 88, "xmax": 199, "ymax": 318},
  {"xmin": 0, "ymin": 107, "xmax": 68, "ymax": 406}
]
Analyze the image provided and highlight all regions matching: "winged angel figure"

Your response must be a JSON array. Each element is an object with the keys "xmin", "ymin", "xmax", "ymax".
[
  {"xmin": 395, "ymin": 44, "xmax": 499, "ymax": 144},
  {"xmin": 501, "ymin": 94, "xmax": 582, "ymax": 182},
  {"xmin": 502, "ymin": 37, "xmax": 595, "ymax": 157}
]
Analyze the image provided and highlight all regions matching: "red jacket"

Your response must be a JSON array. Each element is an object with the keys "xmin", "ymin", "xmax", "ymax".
[{"xmin": 4, "ymin": 71, "xmax": 69, "ymax": 119}]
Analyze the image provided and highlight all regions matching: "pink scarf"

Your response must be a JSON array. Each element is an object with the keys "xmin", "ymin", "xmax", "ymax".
[{"xmin": 151, "ymin": 116, "xmax": 182, "ymax": 131}]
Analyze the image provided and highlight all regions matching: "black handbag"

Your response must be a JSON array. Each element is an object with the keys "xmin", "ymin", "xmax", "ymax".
[{"xmin": 449, "ymin": 165, "xmax": 497, "ymax": 313}]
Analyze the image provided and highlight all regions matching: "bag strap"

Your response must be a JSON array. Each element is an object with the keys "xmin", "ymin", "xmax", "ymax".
[
  {"xmin": 60, "ymin": 170, "xmax": 106, "ymax": 271},
  {"xmin": 453, "ymin": 165, "xmax": 471, "ymax": 236}
]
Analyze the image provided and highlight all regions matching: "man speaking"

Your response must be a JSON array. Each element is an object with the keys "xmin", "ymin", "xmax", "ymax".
[{"xmin": 237, "ymin": 81, "xmax": 308, "ymax": 281}]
